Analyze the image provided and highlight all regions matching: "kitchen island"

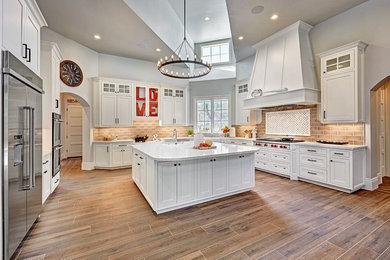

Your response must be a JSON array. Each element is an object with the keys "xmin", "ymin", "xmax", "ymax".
[{"xmin": 132, "ymin": 141, "xmax": 259, "ymax": 214}]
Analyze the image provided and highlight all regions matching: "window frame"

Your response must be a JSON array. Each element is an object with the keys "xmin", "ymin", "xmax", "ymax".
[
  {"xmin": 201, "ymin": 42, "xmax": 230, "ymax": 65},
  {"xmin": 193, "ymin": 95, "xmax": 232, "ymax": 134}
]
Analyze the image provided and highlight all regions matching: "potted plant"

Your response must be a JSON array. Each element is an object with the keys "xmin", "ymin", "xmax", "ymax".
[
  {"xmin": 222, "ymin": 126, "xmax": 230, "ymax": 137},
  {"xmin": 187, "ymin": 129, "xmax": 194, "ymax": 137}
]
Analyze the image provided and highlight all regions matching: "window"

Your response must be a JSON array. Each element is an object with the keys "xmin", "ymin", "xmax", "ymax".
[
  {"xmin": 195, "ymin": 97, "xmax": 230, "ymax": 133},
  {"xmin": 201, "ymin": 42, "xmax": 230, "ymax": 64}
]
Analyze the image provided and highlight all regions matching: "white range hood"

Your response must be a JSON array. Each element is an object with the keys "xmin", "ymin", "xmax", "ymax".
[{"xmin": 244, "ymin": 21, "xmax": 319, "ymax": 109}]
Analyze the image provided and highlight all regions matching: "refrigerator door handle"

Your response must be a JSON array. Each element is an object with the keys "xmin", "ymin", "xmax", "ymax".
[
  {"xmin": 30, "ymin": 107, "xmax": 36, "ymax": 187},
  {"xmin": 21, "ymin": 106, "xmax": 31, "ymax": 190}
]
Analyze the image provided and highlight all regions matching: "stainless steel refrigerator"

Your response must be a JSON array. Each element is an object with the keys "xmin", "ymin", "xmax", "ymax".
[{"xmin": 2, "ymin": 51, "xmax": 43, "ymax": 259}]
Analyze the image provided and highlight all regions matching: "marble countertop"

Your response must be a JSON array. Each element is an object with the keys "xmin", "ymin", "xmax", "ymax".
[
  {"xmin": 293, "ymin": 142, "xmax": 367, "ymax": 150},
  {"xmin": 93, "ymin": 139, "xmax": 135, "ymax": 144},
  {"xmin": 132, "ymin": 141, "xmax": 259, "ymax": 161}
]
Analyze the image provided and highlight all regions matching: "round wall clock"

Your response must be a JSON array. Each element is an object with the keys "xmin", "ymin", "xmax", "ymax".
[{"xmin": 60, "ymin": 60, "xmax": 83, "ymax": 87}]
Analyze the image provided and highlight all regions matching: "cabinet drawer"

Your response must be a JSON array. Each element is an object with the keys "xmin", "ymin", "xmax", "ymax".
[
  {"xmin": 300, "ymin": 147, "xmax": 327, "ymax": 155},
  {"xmin": 330, "ymin": 150, "xmax": 350, "ymax": 158},
  {"xmin": 270, "ymin": 153, "xmax": 290, "ymax": 164},
  {"xmin": 113, "ymin": 143, "xmax": 133, "ymax": 149},
  {"xmin": 255, "ymin": 161, "xmax": 269, "ymax": 170},
  {"xmin": 134, "ymin": 152, "xmax": 145, "ymax": 161},
  {"xmin": 299, "ymin": 154, "xmax": 327, "ymax": 169},
  {"xmin": 270, "ymin": 163, "xmax": 290, "ymax": 175},
  {"xmin": 299, "ymin": 167, "xmax": 327, "ymax": 183}
]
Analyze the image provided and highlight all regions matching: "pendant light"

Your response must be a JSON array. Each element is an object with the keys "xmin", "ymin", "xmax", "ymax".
[{"xmin": 157, "ymin": 0, "xmax": 212, "ymax": 79}]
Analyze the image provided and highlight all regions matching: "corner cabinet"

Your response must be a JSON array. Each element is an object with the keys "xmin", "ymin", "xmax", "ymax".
[
  {"xmin": 93, "ymin": 78, "xmax": 133, "ymax": 127},
  {"xmin": 160, "ymin": 86, "xmax": 188, "ymax": 126},
  {"xmin": 319, "ymin": 41, "xmax": 367, "ymax": 123},
  {"xmin": 235, "ymin": 81, "xmax": 261, "ymax": 125},
  {"xmin": 2, "ymin": 0, "xmax": 47, "ymax": 75},
  {"xmin": 134, "ymin": 83, "xmax": 160, "ymax": 119}
]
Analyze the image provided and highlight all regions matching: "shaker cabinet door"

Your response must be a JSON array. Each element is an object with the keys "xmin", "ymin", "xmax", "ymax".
[
  {"xmin": 329, "ymin": 158, "xmax": 350, "ymax": 189},
  {"xmin": 197, "ymin": 159, "xmax": 213, "ymax": 199},
  {"xmin": 212, "ymin": 157, "xmax": 228, "ymax": 195},
  {"xmin": 95, "ymin": 145, "xmax": 111, "ymax": 167},
  {"xmin": 101, "ymin": 95, "xmax": 117, "ymax": 126},
  {"xmin": 157, "ymin": 162, "xmax": 177, "ymax": 208},
  {"xmin": 116, "ymin": 96, "xmax": 132, "ymax": 126},
  {"xmin": 177, "ymin": 161, "xmax": 196, "ymax": 203}
]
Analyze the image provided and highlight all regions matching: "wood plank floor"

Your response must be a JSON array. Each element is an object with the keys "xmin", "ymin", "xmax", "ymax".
[{"xmin": 15, "ymin": 158, "xmax": 390, "ymax": 260}]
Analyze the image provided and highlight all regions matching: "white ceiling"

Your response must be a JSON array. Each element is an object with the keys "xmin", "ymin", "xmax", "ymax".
[
  {"xmin": 168, "ymin": 0, "xmax": 232, "ymax": 43},
  {"xmin": 227, "ymin": 0, "xmax": 368, "ymax": 61},
  {"xmin": 36, "ymin": 0, "xmax": 173, "ymax": 62}
]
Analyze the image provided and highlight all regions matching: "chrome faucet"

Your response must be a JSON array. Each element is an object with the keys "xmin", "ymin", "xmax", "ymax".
[{"xmin": 173, "ymin": 129, "xmax": 178, "ymax": 144}]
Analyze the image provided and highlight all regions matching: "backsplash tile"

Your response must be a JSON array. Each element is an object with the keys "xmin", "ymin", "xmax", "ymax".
[
  {"xmin": 93, "ymin": 120, "xmax": 193, "ymax": 140},
  {"xmin": 235, "ymin": 105, "xmax": 364, "ymax": 145}
]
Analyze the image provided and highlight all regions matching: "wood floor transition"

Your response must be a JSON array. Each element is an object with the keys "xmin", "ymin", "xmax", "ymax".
[{"xmin": 16, "ymin": 158, "xmax": 390, "ymax": 260}]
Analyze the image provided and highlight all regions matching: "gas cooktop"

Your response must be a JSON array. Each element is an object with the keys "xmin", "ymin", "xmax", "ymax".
[{"xmin": 256, "ymin": 138, "xmax": 305, "ymax": 143}]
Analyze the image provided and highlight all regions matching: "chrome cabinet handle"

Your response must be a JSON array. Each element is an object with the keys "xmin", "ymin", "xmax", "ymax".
[
  {"xmin": 307, "ymin": 171, "xmax": 317, "ymax": 175},
  {"xmin": 334, "ymin": 152, "xmax": 344, "ymax": 155},
  {"xmin": 54, "ymin": 179, "xmax": 59, "ymax": 184},
  {"xmin": 307, "ymin": 149, "xmax": 317, "ymax": 152},
  {"xmin": 43, "ymin": 160, "xmax": 49, "ymax": 165},
  {"xmin": 30, "ymin": 107, "xmax": 35, "ymax": 187},
  {"xmin": 307, "ymin": 159, "xmax": 317, "ymax": 162},
  {"xmin": 26, "ymin": 48, "xmax": 31, "ymax": 63}
]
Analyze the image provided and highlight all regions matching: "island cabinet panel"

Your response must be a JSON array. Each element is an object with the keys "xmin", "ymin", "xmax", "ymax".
[
  {"xmin": 157, "ymin": 162, "xmax": 177, "ymax": 208},
  {"xmin": 197, "ymin": 160, "xmax": 213, "ymax": 199},
  {"xmin": 94, "ymin": 144, "xmax": 111, "ymax": 168},
  {"xmin": 213, "ymin": 157, "xmax": 229, "ymax": 195},
  {"xmin": 228, "ymin": 155, "xmax": 243, "ymax": 190},
  {"xmin": 242, "ymin": 154, "xmax": 255, "ymax": 186},
  {"xmin": 177, "ymin": 162, "xmax": 196, "ymax": 203},
  {"xmin": 329, "ymin": 157, "xmax": 350, "ymax": 189}
]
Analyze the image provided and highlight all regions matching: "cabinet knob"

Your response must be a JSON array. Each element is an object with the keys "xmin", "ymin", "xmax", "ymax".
[
  {"xmin": 330, "ymin": 160, "xmax": 333, "ymax": 162},
  {"xmin": 174, "ymin": 163, "xmax": 177, "ymax": 166},
  {"xmin": 178, "ymin": 163, "xmax": 181, "ymax": 166}
]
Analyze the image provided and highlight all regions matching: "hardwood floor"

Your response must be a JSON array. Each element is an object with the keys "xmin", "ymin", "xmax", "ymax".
[
  {"xmin": 16, "ymin": 158, "xmax": 390, "ymax": 260},
  {"xmin": 378, "ymin": 177, "xmax": 390, "ymax": 194}
]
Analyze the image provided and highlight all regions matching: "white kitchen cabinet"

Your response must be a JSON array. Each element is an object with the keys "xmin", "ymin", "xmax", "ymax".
[
  {"xmin": 235, "ymin": 81, "xmax": 261, "ymax": 125},
  {"xmin": 93, "ymin": 78, "xmax": 133, "ymax": 127},
  {"xmin": 160, "ymin": 87, "xmax": 187, "ymax": 126},
  {"xmin": 94, "ymin": 141, "xmax": 134, "ymax": 169},
  {"xmin": 41, "ymin": 42, "xmax": 63, "ymax": 115},
  {"xmin": 197, "ymin": 159, "xmax": 213, "ymax": 199},
  {"xmin": 134, "ymin": 83, "xmax": 160, "ymax": 119},
  {"xmin": 319, "ymin": 41, "xmax": 367, "ymax": 123},
  {"xmin": 157, "ymin": 162, "xmax": 177, "ymax": 208},
  {"xmin": 228, "ymin": 155, "xmax": 242, "ymax": 190},
  {"xmin": 177, "ymin": 161, "xmax": 196, "ymax": 203},
  {"xmin": 42, "ymin": 153, "xmax": 51, "ymax": 204},
  {"xmin": 296, "ymin": 144, "xmax": 366, "ymax": 192},
  {"xmin": 101, "ymin": 95, "xmax": 116, "ymax": 126},
  {"xmin": 94, "ymin": 144, "xmax": 111, "ymax": 168},
  {"xmin": 212, "ymin": 157, "xmax": 228, "ymax": 195},
  {"xmin": 2, "ymin": 0, "xmax": 46, "ymax": 75},
  {"xmin": 329, "ymin": 157, "xmax": 350, "ymax": 189}
]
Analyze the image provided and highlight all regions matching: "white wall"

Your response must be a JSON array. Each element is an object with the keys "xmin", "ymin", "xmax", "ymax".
[
  {"xmin": 310, "ymin": 0, "xmax": 390, "ymax": 180},
  {"xmin": 98, "ymin": 53, "xmax": 187, "ymax": 87},
  {"xmin": 236, "ymin": 55, "xmax": 255, "ymax": 82}
]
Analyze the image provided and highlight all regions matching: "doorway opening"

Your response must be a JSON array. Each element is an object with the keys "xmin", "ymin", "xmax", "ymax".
[
  {"xmin": 61, "ymin": 93, "xmax": 83, "ymax": 160},
  {"xmin": 372, "ymin": 78, "xmax": 390, "ymax": 190}
]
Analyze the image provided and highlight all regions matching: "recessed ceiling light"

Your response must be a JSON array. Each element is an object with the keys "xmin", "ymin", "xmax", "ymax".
[
  {"xmin": 94, "ymin": 34, "xmax": 101, "ymax": 40},
  {"xmin": 251, "ymin": 5, "xmax": 264, "ymax": 14},
  {"xmin": 270, "ymin": 14, "xmax": 279, "ymax": 20},
  {"xmin": 155, "ymin": 48, "xmax": 161, "ymax": 52},
  {"xmin": 238, "ymin": 36, "xmax": 244, "ymax": 41},
  {"xmin": 204, "ymin": 16, "xmax": 210, "ymax": 21}
]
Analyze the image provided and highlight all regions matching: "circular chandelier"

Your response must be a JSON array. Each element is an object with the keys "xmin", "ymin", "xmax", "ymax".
[{"xmin": 157, "ymin": 0, "xmax": 212, "ymax": 79}]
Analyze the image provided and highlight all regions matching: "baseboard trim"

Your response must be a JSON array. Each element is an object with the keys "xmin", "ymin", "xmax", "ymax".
[
  {"xmin": 81, "ymin": 162, "xmax": 95, "ymax": 171},
  {"xmin": 363, "ymin": 176, "xmax": 379, "ymax": 191}
]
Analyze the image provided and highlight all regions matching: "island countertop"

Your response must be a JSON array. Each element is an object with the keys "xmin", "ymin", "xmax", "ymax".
[{"xmin": 132, "ymin": 141, "xmax": 259, "ymax": 161}]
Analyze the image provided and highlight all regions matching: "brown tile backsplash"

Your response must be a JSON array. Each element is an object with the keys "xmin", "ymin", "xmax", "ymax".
[
  {"xmin": 93, "ymin": 120, "xmax": 193, "ymax": 140},
  {"xmin": 94, "ymin": 105, "xmax": 364, "ymax": 145},
  {"xmin": 234, "ymin": 105, "xmax": 364, "ymax": 145}
]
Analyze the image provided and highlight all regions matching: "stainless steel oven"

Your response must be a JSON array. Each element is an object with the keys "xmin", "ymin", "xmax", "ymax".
[
  {"xmin": 52, "ymin": 145, "xmax": 62, "ymax": 177},
  {"xmin": 52, "ymin": 113, "xmax": 62, "ymax": 177},
  {"xmin": 52, "ymin": 113, "xmax": 62, "ymax": 147}
]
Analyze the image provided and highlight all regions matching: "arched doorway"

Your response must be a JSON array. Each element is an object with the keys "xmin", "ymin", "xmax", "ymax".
[
  {"xmin": 59, "ymin": 92, "xmax": 94, "ymax": 170},
  {"xmin": 370, "ymin": 76, "xmax": 390, "ymax": 186}
]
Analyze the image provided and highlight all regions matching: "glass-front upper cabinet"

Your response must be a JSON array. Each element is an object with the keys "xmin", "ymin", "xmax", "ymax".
[
  {"xmin": 135, "ymin": 84, "xmax": 159, "ymax": 119},
  {"xmin": 322, "ymin": 49, "xmax": 355, "ymax": 75}
]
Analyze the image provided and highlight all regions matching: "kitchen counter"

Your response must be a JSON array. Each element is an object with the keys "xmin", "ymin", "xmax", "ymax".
[
  {"xmin": 132, "ymin": 141, "xmax": 259, "ymax": 161},
  {"xmin": 132, "ymin": 141, "xmax": 258, "ymax": 214},
  {"xmin": 293, "ymin": 142, "xmax": 366, "ymax": 150}
]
